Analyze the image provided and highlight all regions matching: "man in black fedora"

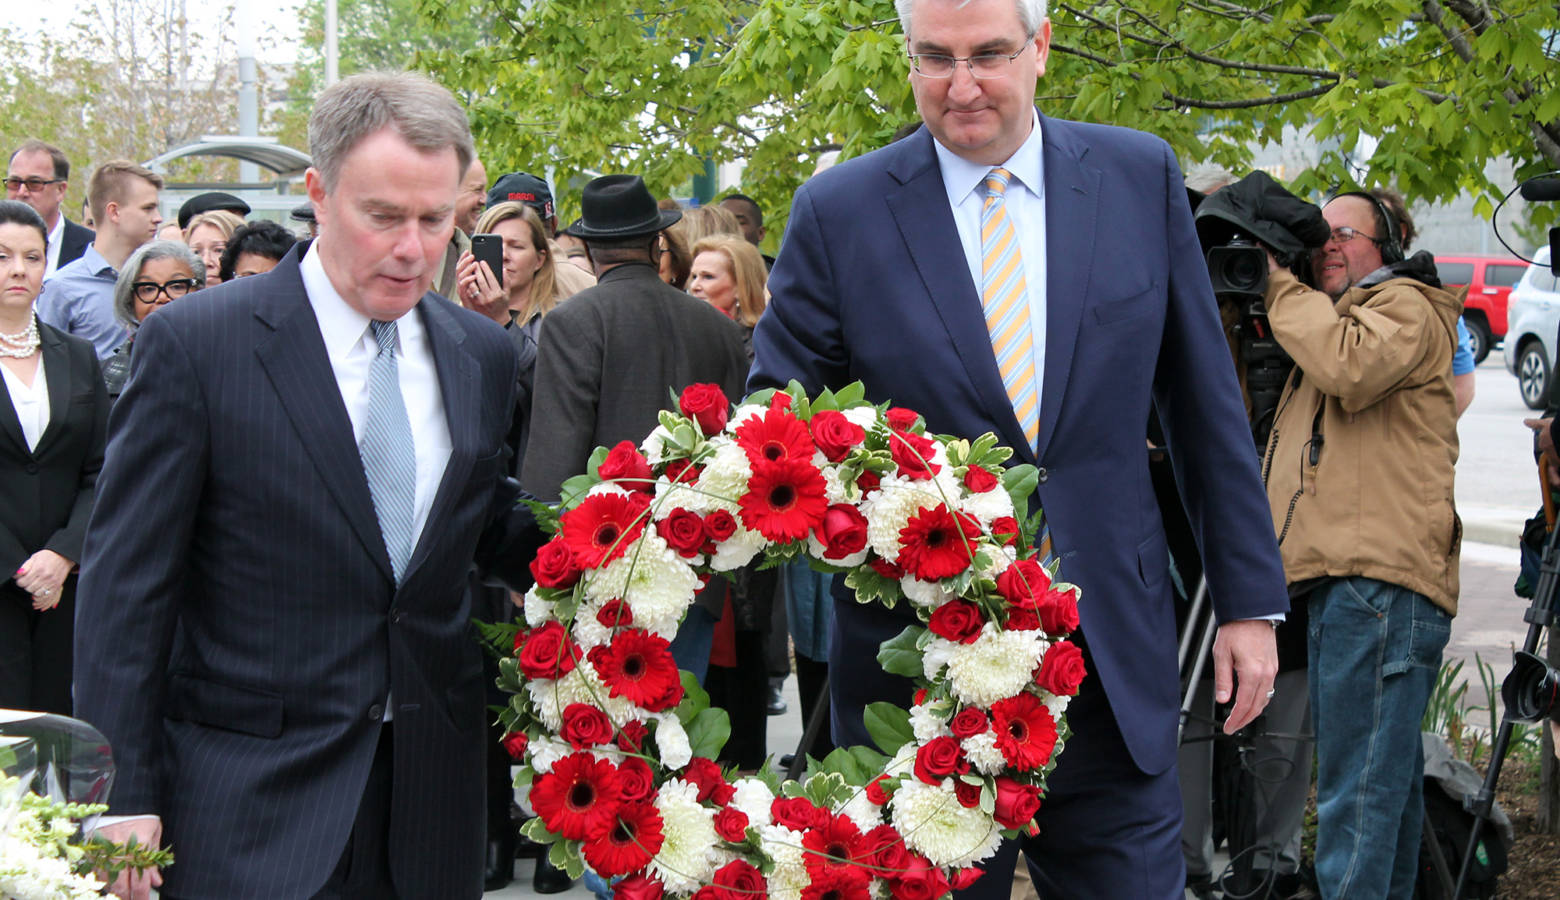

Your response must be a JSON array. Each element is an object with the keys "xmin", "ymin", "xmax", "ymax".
[{"xmin": 520, "ymin": 171, "xmax": 749, "ymax": 673}]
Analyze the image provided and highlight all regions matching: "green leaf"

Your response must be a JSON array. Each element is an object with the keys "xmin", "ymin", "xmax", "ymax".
[
  {"xmin": 523, "ymin": 497, "xmax": 561, "ymax": 534},
  {"xmin": 845, "ymin": 565, "xmax": 902, "ymax": 609},
  {"xmin": 1002, "ymin": 463, "xmax": 1039, "ymax": 517},
  {"xmin": 675, "ymin": 671, "xmax": 710, "ymax": 724},
  {"xmin": 877, "ymin": 625, "xmax": 927, "ymax": 678},
  {"xmin": 819, "ymin": 746, "xmax": 869, "ymax": 783},
  {"xmin": 557, "ymin": 473, "xmax": 598, "ymax": 510},
  {"xmin": 522, "ymin": 815, "xmax": 562, "ymax": 845},
  {"xmin": 549, "ymin": 838, "xmax": 585, "ymax": 879},
  {"xmin": 834, "ymin": 382, "xmax": 866, "ymax": 406},
  {"xmin": 863, "ymin": 701, "xmax": 914, "ymax": 756},
  {"xmin": 848, "ymin": 745, "xmax": 891, "ymax": 776},
  {"xmin": 686, "ymin": 707, "xmax": 732, "ymax": 760}
]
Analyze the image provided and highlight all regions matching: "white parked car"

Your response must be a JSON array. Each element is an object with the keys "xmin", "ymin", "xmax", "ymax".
[{"xmin": 1504, "ymin": 246, "xmax": 1558, "ymax": 410}]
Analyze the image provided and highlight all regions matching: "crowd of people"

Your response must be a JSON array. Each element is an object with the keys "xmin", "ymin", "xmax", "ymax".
[{"xmin": 0, "ymin": 0, "xmax": 1501, "ymax": 898}]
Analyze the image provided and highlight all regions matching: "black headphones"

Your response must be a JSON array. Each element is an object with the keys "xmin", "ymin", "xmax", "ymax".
[{"xmin": 1331, "ymin": 191, "xmax": 1404, "ymax": 265}]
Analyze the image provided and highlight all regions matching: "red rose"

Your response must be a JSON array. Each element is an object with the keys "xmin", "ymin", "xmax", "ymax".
[
  {"xmin": 664, "ymin": 458, "xmax": 700, "ymax": 484},
  {"xmin": 954, "ymin": 779, "xmax": 981, "ymax": 809},
  {"xmin": 679, "ymin": 383, "xmax": 730, "ymax": 435},
  {"xmin": 885, "ymin": 407, "xmax": 919, "ymax": 431},
  {"xmin": 598, "ymin": 440, "xmax": 653, "ymax": 492},
  {"xmin": 949, "ymin": 708, "xmax": 989, "ymax": 739},
  {"xmin": 703, "ymin": 509, "xmax": 738, "ymax": 542},
  {"xmin": 913, "ymin": 688, "xmax": 928, "ymax": 706},
  {"xmin": 1005, "ymin": 606, "xmax": 1040, "ymax": 631},
  {"xmin": 501, "ymin": 730, "xmax": 529, "ymax": 761},
  {"xmin": 1035, "ymin": 640, "xmax": 1087, "ymax": 696},
  {"xmin": 891, "ymin": 855, "xmax": 950, "ymax": 900},
  {"xmin": 516, "ymin": 621, "xmax": 581, "ymax": 679},
  {"xmin": 995, "ymin": 559, "xmax": 1051, "ymax": 608},
  {"xmin": 864, "ymin": 774, "xmax": 893, "ymax": 806},
  {"xmin": 712, "ymin": 860, "xmax": 765, "ymax": 900},
  {"xmin": 991, "ymin": 516, "xmax": 1020, "ymax": 546},
  {"xmin": 1035, "ymin": 585, "xmax": 1080, "ymax": 635},
  {"xmin": 618, "ymin": 756, "xmax": 656, "ymax": 803},
  {"xmin": 991, "ymin": 776, "xmax": 1042, "ymax": 829},
  {"xmin": 862, "ymin": 824, "xmax": 912, "ymax": 875},
  {"xmin": 855, "ymin": 470, "xmax": 882, "ymax": 495},
  {"xmin": 770, "ymin": 391, "xmax": 792, "ymax": 412},
  {"xmin": 529, "ymin": 537, "xmax": 582, "ymax": 589},
  {"xmin": 561, "ymin": 703, "xmax": 615, "ymax": 749},
  {"xmin": 615, "ymin": 719, "xmax": 649, "ymax": 752},
  {"xmin": 682, "ymin": 757, "xmax": 735, "ymax": 805},
  {"xmin": 950, "ymin": 867, "xmax": 986, "ymax": 890},
  {"xmin": 913, "ymin": 736, "xmax": 967, "ymax": 784},
  {"xmin": 657, "ymin": 507, "xmax": 708, "ymax": 557},
  {"xmin": 869, "ymin": 557, "xmax": 903, "ymax": 580},
  {"xmin": 597, "ymin": 598, "xmax": 633, "ymax": 629},
  {"xmin": 713, "ymin": 806, "xmax": 750, "ymax": 842},
  {"xmin": 771, "ymin": 796, "xmax": 828, "ymax": 831},
  {"xmin": 614, "ymin": 873, "xmax": 665, "ymax": 900},
  {"xmin": 962, "ymin": 465, "xmax": 999, "ymax": 493},
  {"xmin": 890, "ymin": 430, "xmax": 940, "ymax": 480},
  {"xmin": 809, "ymin": 410, "xmax": 866, "ymax": 462},
  {"xmin": 813, "ymin": 504, "xmax": 869, "ymax": 561},
  {"xmin": 927, "ymin": 600, "xmax": 983, "ymax": 645}
]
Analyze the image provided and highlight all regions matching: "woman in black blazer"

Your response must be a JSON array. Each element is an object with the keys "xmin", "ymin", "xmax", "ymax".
[{"xmin": 0, "ymin": 200, "xmax": 108, "ymax": 715}]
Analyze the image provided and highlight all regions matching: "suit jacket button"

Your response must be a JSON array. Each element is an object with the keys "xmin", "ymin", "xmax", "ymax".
[
  {"xmin": 25, "ymin": 463, "xmax": 38, "ymax": 474},
  {"xmin": 368, "ymin": 703, "xmax": 384, "ymax": 720},
  {"xmin": 1036, "ymin": 467, "xmax": 1049, "ymax": 484}
]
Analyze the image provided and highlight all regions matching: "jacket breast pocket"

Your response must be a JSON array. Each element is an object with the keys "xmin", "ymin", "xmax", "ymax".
[
  {"xmin": 166, "ymin": 672, "xmax": 284, "ymax": 739},
  {"xmin": 1091, "ymin": 282, "xmax": 1159, "ymax": 326}
]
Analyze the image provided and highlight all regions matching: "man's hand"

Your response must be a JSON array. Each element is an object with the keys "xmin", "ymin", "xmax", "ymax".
[
  {"xmin": 94, "ymin": 818, "xmax": 163, "ymax": 900},
  {"xmin": 14, "ymin": 549, "xmax": 72, "ymax": 610},
  {"xmin": 1212, "ymin": 619, "xmax": 1279, "ymax": 734}
]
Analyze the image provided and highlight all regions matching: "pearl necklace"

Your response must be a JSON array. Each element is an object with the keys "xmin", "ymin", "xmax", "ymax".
[{"xmin": 0, "ymin": 317, "xmax": 40, "ymax": 359}]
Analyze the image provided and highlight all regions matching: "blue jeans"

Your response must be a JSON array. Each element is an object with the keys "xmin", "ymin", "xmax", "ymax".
[
  {"xmin": 668, "ymin": 603, "xmax": 717, "ymax": 686},
  {"xmin": 1307, "ymin": 577, "xmax": 1450, "ymax": 899}
]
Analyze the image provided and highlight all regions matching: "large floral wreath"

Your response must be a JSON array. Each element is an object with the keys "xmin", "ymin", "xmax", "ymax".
[{"xmin": 497, "ymin": 382, "xmax": 1084, "ymax": 900}]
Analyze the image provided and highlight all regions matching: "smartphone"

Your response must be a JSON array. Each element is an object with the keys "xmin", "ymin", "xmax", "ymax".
[{"xmin": 470, "ymin": 233, "xmax": 504, "ymax": 289}]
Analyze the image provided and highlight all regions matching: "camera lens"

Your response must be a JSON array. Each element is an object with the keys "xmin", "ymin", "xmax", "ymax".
[
  {"xmin": 1502, "ymin": 651, "xmax": 1560, "ymax": 724},
  {"xmin": 1206, "ymin": 245, "xmax": 1269, "ymax": 296}
]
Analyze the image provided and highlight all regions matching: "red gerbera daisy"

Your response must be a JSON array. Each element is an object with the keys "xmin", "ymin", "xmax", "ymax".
[
  {"xmin": 897, "ymin": 504, "xmax": 980, "ymax": 580},
  {"xmin": 560, "ymin": 492, "xmax": 651, "ymax": 568},
  {"xmin": 588, "ymin": 629, "xmax": 684, "ymax": 712},
  {"xmin": 990, "ymin": 692, "xmax": 1059, "ymax": 772},
  {"xmin": 738, "ymin": 459, "xmax": 829, "ymax": 542},
  {"xmin": 799, "ymin": 868, "xmax": 873, "ymax": 900},
  {"xmin": 583, "ymin": 801, "xmax": 665, "ymax": 877},
  {"xmin": 801, "ymin": 813, "xmax": 871, "ymax": 885},
  {"xmin": 530, "ymin": 752, "xmax": 623, "ymax": 840},
  {"xmin": 735, "ymin": 405, "xmax": 815, "ymax": 466}
]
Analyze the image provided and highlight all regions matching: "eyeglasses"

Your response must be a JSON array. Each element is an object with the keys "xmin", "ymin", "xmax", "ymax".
[
  {"xmin": 132, "ymin": 278, "xmax": 198, "ymax": 304},
  {"xmin": 908, "ymin": 33, "xmax": 1035, "ymax": 79},
  {"xmin": 3, "ymin": 177, "xmax": 64, "ymax": 192},
  {"xmin": 1327, "ymin": 226, "xmax": 1383, "ymax": 246}
]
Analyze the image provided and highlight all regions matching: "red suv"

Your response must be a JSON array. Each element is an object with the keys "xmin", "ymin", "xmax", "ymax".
[{"xmin": 1434, "ymin": 255, "xmax": 1529, "ymax": 363}]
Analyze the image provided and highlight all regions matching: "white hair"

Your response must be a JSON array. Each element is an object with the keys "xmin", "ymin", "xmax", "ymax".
[{"xmin": 895, "ymin": 0, "xmax": 1048, "ymax": 40}]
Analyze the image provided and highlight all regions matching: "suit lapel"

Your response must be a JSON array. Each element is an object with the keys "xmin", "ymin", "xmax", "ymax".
[
  {"xmin": 30, "ymin": 325, "xmax": 73, "ymax": 458},
  {"xmin": 883, "ymin": 132, "xmax": 1036, "ymax": 463},
  {"xmin": 0, "ymin": 360, "xmax": 27, "ymax": 457},
  {"xmin": 403, "ymin": 296, "xmax": 477, "ymax": 582},
  {"xmin": 253, "ymin": 255, "xmax": 395, "ymax": 584},
  {"xmin": 1035, "ymin": 117, "xmax": 1101, "ymax": 464}
]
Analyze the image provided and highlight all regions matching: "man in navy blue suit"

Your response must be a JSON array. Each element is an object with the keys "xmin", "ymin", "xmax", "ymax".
[
  {"xmin": 75, "ymin": 73, "xmax": 542, "ymax": 900},
  {"xmin": 749, "ymin": 0, "xmax": 1288, "ymax": 896}
]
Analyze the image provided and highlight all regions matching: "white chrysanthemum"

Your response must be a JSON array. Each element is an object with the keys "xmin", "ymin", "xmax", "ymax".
[
  {"xmin": 837, "ymin": 786, "xmax": 885, "ymax": 832},
  {"xmin": 841, "ymin": 406, "xmax": 880, "ymax": 431},
  {"xmin": 900, "ymin": 575, "xmax": 952, "ymax": 609},
  {"xmin": 961, "ymin": 730, "xmax": 1006, "ymax": 775},
  {"xmin": 757, "ymin": 824, "xmax": 809, "ymax": 900},
  {"xmin": 862, "ymin": 476, "xmax": 946, "ymax": 561},
  {"xmin": 641, "ymin": 424, "xmax": 675, "ymax": 464},
  {"xmin": 585, "ymin": 481, "xmax": 632, "ymax": 499},
  {"xmin": 960, "ymin": 481, "xmax": 1014, "ymax": 525},
  {"xmin": 944, "ymin": 624, "xmax": 1048, "ymax": 708},
  {"xmin": 653, "ymin": 475, "xmax": 702, "ymax": 513},
  {"xmin": 728, "ymin": 403, "xmax": 767, "ymax": 431},
  {"xmin": 525, "ymin": 666, "xmax": 638, "ymax": 731},
  {"xmin": 522, "ymin": 585, "xmax": 556, "ymax": 628},
  {"xmin": 1045, "ymin": 693, "xmax": 1072, "ymax": 720},
  {"xmin": 978, "ymin": 543, "xmax": 1016, "ymax": 580},
  {"xmin": 527, "ymin": 734, "xmax": 572, "ymax": 774},
  {"xmin": 655, "ymin": 714, "xmax": 693, "ymax": 770},
  {"xmin": 886, "ymin": 741, "xmax": 918, "ymax": 777},
  {"xmin": 889, "ymin": 779, "xmax": 1002, "ymax": 867},
  {"xmin": 909, "ymin": 702, "xmax": 949, "ymax": 743},
  {"xmin": 571, "ymin": 598, "xmax": 613, "ymax": 649},
  {"xmin": 922, "ymin": 637, "xmax": 957, "ymax": 681},
  {"xmin": 583, "ymin": 533, "xmax": 699, "ymax": 638},
  {"xmin": 729, "ymin": 777, "xmax": 776, "ymax": 828},
  {"xmin": 805, "ymin": 533, "xmax": 869, "ymax": 569},
  {"xmin": 650, "ymin": 780, "xmax": 718, "ymax": 892},
  {"xmin": 691, "ymin": 441, "xmax": 752, "ymax": 511},
  {"xmin": 709, "ymin": 524, "xmax": 765, "ymax": 572},
  {"xmin": 820, "ymin": 460, "xmax": 851, "ymax": 505}
]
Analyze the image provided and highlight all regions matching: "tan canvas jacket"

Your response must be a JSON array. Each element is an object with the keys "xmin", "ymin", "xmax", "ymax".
[{"xmin": 1260, "ymin": 265, "xmax": 1463, "ymax": 614}]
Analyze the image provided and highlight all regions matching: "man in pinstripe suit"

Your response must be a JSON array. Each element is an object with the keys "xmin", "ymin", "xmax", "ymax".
[{"xmin": 74, "ymin": 73, "xmax": 543, "ymax": 899}]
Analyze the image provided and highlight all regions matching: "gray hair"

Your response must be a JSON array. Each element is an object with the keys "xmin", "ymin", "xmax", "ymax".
[
  {"xmin": 307, "ymin": 71, "xmax": 475, "ymax": 191},
  {"xmin": 113, "ymin": 240, "xmax": 206, "ymax": 329},
  {"xmin": 1184, "ymin": 163, "xmax": 1237, "ymax": 195},
  {"xmin": 896, "ymin": 0, "xmax": 1048, "ymax": 41}
]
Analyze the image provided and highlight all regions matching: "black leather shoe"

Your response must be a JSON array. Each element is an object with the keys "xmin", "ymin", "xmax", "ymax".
[
  {"xmin": 512, "ymin": 814, "xmax": 544, "ymax": 860},
  {"xmin": 533, "ymin": 854, "xmax": 574, "ymax": 894},
  {"xmin": 766, "ymin": 680, "xmax": 788, "ymax": 716},
  {"xmin": 483, "ymin": 831, "xmax": 515, "ymax": 892}
]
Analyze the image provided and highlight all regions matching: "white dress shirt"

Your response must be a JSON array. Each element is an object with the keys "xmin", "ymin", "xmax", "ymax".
[
  {"xmin": 932, "ymin": 110, "xmax": 1048, "ymax": 437},
  {"xmin": 44, "ymin": 215, "xmax": 65, "ymax": 279},
  {"xmin": 1, "ymin": 354, "xmax": 49, "ymax": 451}
]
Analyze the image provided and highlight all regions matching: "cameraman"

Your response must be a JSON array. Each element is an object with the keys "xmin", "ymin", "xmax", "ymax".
[{"xmin": 1262, "ymin": 192, "xmax": 1463, "ymax": 899}]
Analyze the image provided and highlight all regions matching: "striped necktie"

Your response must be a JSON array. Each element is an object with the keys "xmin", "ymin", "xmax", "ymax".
[
  {"xmin": 980, "ymin": 167, "xmax": 1039, "ymax": 449},
  {"xmin": 360, "ymin": 319, "xmax": 416, "ymax": 583}
]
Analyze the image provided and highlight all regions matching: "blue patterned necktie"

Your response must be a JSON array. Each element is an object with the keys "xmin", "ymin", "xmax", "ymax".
[{"xmin": 360, "ymin": 320, "xmax": 416, "ymax": 582}]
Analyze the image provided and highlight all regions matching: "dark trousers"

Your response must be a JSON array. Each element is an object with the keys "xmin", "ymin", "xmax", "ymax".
[
  {"xmin": 793, "ymin": 651, "xmax": 835, "ymax": 759},
  {"xmin": 706, "ymin": 630, "xmax": 768, "ymax": 770},
  {"xmin": 0, "ymin": 579, "xmax": 74, "ymax": 715},
  {"xmin": 312, "ymin": 724, "xmax": 396, "ymax": 900}
]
